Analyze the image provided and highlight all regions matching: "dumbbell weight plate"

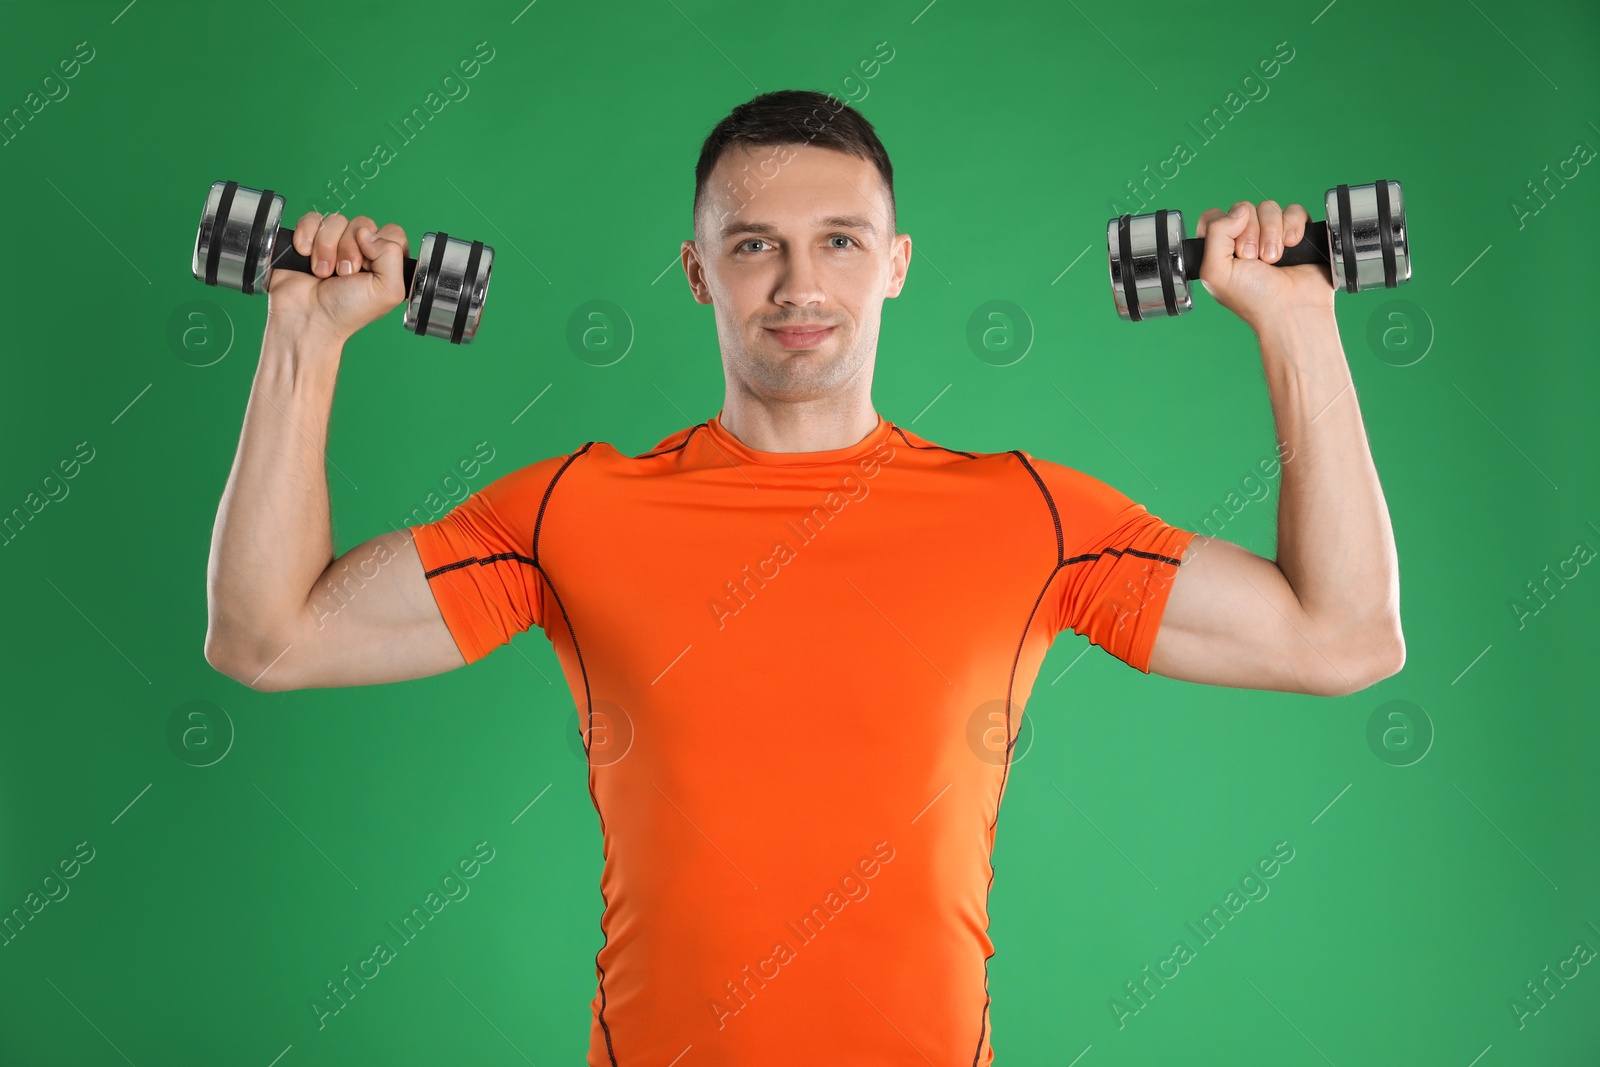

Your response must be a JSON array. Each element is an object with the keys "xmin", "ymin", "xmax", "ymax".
[
  {"xmin": 1325, "ymin": 180, "xmax": 1408, "ymax": 295},
  {"xmin": 191, "ymin": 180, "xmax": 494, "ymax": 344},
  {"xmin": 404, "ymin": 230, "xmax": 493, "ymax": 345},
  {"xmin": 192, "ymin": 181, "xmax": 285, "ymax": 296},
  {"xmin": 1107, "ymin": 208, "xmax": 1195, "ymax": 322}
]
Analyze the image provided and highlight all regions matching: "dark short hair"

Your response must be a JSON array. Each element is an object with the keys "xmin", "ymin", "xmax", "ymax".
[{"xmin": 693, "ymin": 89, "xmax": 896, "ymax": 241}]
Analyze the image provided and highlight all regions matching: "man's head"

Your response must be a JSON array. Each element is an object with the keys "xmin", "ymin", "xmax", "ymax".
[{"xmin": 682, "ymin": 90, "xmax": 911, "ymax": 407}]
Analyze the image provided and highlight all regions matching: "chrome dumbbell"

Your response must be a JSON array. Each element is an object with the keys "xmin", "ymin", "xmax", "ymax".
[
  {"xmin": 191, "ymin": 180, "xmax": 495, "ymax": 344},
  {"xmin": 1106, "ymin": 179, "xmax": 1409, "ymax": 322}
]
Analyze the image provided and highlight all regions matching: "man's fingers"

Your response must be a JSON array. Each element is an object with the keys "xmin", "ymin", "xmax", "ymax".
[
  {"xmin": 1257, "ymin": 200, "xmax": 1284, "ymax": 262},
  {"xmin": 312, "ymin": 212, "xmax": 348, "ymax": 278},
  {"xmin": 1283, "ymin": 203, "xmax": 1310, "ymax": 247},
  {"xmin": 1231, "ymin": 200, "xmax": 1259, "ymax": 260},
  {"xmin": 339, "ymin": 216, "xmax": 378, "ymax": 276},
  {"xmin": 1198, "ymin": 198, "xmax": 1314, "ymax": 258},
  {"xmin": 286, "ymin": 211, "xmax": 403, "ymax": 277}
]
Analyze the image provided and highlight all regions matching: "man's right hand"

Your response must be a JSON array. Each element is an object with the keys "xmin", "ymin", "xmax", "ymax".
[{"xmin": 265, "ymin": 211, "xmax": 411, "ymax": 342}]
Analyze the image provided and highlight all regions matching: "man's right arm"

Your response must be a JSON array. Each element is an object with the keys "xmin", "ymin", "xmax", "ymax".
[{"xmin": 204, "ymin": 212, "xmax": 466, "ymax": 691}]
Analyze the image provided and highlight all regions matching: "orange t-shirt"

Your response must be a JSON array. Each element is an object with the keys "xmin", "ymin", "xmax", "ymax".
[{"xmin": 411, "ymin": 412, "xmax": 1196, "ymax": 1065}]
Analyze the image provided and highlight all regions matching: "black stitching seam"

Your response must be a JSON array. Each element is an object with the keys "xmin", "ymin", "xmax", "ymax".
[
  {"xmin": 891, "ymin": 424, "xmax": 979, "ymax": 459},
  {"xmin": 633, "ymin": 423, "xmax": 703, "ymax": 459},
  {"xmin": 422, "ymin": 550, "xmax": 533, "ymax": 578}
]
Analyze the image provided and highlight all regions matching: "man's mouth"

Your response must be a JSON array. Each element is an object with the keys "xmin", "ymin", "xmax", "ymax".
[{"xmin": 765, "ymin": 325, "xmax": 835, "ymax": 348}]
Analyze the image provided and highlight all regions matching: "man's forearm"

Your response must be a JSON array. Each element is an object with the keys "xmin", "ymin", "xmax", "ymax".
[
  {"xmin": 205, "ymin": 326, "xmax": 343, "ymax": 673},
  {"xmin": 1257, "ymin": 308, "xmax": 1403, "ymax": 670}
]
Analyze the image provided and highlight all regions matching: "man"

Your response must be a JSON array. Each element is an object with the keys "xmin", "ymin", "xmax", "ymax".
[{"xmin": 205, "ymin": 89, "xmax": 1403, "ymax": 1064}]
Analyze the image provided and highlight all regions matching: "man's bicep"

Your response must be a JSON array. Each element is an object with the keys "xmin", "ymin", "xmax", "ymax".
[
  {"xmin": 1147, "ymin": 535, "xmax": 1356, "ymax": 695},
  {"xmin": 318, "ymin": 530, "xmax": 468, "ymax": 681},
  {"xmin": 248, "ymin": 530, "xmax": 467, "ymax": 691}
]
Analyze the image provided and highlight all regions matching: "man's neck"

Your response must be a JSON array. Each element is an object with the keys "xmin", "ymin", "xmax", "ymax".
[{"xmin": 715, "ymin": 396, "xmax": 880, "ymax": 454}]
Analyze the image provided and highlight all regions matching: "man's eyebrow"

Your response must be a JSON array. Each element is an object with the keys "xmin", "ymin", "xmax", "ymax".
[{"xmin": 719, "ymin": 214, "xmax": 879, "ymax": 241}]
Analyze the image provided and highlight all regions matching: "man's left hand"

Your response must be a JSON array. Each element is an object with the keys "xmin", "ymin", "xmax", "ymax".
[{"xmin": 1194, "ymin": 199, "xmax": 1335, "ymax": 332}]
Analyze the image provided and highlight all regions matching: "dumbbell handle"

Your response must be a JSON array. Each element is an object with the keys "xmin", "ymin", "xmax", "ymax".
[
  {"xmin": 267, "ymin": 225, "xmax": 418, "ymax": 290},
  {"xmin": 1182, "ymin": 219, "xmax": 1332, "ymax": 275}
]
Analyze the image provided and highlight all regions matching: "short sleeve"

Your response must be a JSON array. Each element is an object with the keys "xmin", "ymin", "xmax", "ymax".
[
  {"xmin": 409, "ymin": 453, "xmax": 572, "ymax": 665},
  {"xmin": 1025, "ymin": 454, "xmax": 1198, "ymax": 673}
]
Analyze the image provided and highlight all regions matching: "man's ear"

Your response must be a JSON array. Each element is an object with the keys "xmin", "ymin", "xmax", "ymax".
[
  {"xmin": 681, "ymin": 239, "xmax": 713, "ymax": 305},
  {"xmin": 885, "ymin": 233, "xmax": 912, "ymax": 298}
]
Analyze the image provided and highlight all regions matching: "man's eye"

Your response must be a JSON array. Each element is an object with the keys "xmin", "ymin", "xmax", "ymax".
[
  {"xmin": 739, "ymin": 239, "xmax": 769, "ymax": 253},
  {"xmin": 829, "ymin": 234, "xmax": 856, "ymax": 248}
]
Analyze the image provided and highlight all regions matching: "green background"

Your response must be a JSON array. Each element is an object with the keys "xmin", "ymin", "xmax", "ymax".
[{"xmin": 3, "ymin": 0, "xmax": 1598, "ymax": 1063}]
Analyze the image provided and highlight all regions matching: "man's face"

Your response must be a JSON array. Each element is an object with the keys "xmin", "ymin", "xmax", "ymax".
[{"xmin": 682, "ymin": 142, "xmax": 911, "ymax": 404}]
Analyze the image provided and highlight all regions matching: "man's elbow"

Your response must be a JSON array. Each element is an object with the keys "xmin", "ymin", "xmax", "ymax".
[
  {"xmin": 204, "ymin": 628, "xmax": 293, "ymax": 692},
  {"xmin": 1324, "ymin": 617, "xmax": 1406, "ymax": 697},
  {"xmin": 204, "ymin": 631, "xmax": 257, "ymax": 689}
]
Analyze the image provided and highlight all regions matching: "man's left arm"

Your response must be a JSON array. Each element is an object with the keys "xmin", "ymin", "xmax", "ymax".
[{"xmin": 1147, "ymin": 198, "xmax": 1405, "ymax": 697}]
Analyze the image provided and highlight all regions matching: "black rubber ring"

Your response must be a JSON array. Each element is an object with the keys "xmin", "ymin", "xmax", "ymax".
[
  {"xmin": 1375, "ymin": 180, "xmax": 1396, "ymax": 289},
  {"xmin": 205, "ymin": 180, "xmax": 238, "ymax": 287},
  {"xmin": 241, "ymin": 189, "xmax": 274, "ymax": 295},
  {"xmin": 1336, "ymin": 183, "xmax": 1358, "ymax": 294},
  {"xmin": 1154, "ymin": 210, "xmax": 1178, "ymax": 317},
  {"xmin": 449, "ymin": 240, "xmax": 484, "ymax": 344},
  {"xmin": 1116, "ymin": 215, "xmax": 1141, "ymax": 322},
  {"xmin": 414, "ymin": 231, "xmax": 449, "ymax": 336}
]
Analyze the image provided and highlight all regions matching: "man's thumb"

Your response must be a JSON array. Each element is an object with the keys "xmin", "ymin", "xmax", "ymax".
[
  {"xmin": 359, "ymin": 230, "xmax": 404, "ymax": 296},
  {"xmin": 1205, "ymin": 205, "xmax": 1249, "ymax": 266}
]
